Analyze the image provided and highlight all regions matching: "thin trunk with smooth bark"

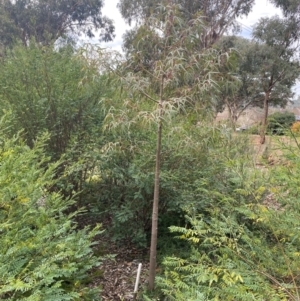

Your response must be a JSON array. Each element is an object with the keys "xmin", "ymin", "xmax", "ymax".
[
  {"xmin": 260, "ymin": 91, "xmax": 270, "ymax": 144},
  {"xmin": 149, "ymin": 77, "xmax": 164, "ymax": 290}
]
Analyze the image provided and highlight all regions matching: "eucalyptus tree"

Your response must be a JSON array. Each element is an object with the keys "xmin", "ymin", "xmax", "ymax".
[
  {"xmin": 251, "ymin": 16, "xmax": 300, "ymax": 143},
  {"xmin": 119, "ymin": 0, "xmax": 255, "ymax": 24},
  {"xmin": 271, "ymin": 0, "xmax": 300, "ymax": 18},
  {"xmin": 103, "ymin": 2, "xmax": 222, "ymax": 290},
  {"xmin": 215, "ymin": 36, "xmax": 263, "ymax": 128},
  {"xmin": 119, "ymin": 0, "xmax": 255, "ymax": 63},
  {"xmin": 215, "ymin": 34, "xmax": 297, "ymax": 129},
  {"xmin": 0, "ymin": 0, "xmax": 115, "ymax": 47},
  {"xmin": 271, "ymin": 0, "xmax": 300, "ymax": 60}
]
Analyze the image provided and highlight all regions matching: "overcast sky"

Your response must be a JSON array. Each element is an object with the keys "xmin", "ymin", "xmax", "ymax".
[{"xmin": 97, "ymin": 0, "xmax": 299, "ymax": 97}]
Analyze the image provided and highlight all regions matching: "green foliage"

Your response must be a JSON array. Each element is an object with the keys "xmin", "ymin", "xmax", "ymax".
[
  {"xmin": 119, "ymin": 0, "xmax": 254, "ymax": 52},
  {"xmin": 271, "ymin": 0, "xmax": 300, "ymax": 19},
  {"xmin": 93, "ymin": 121, "xmax": 158, "ymax": 247},
  {"xmin": 0, "ymin": 119, "xmax": 104, "ymax": 300},
  {"xmin": 94, "ymin": 110, "xmax": 254, "ymax": 248},
  {"xmin": 149, "ymin": 138, "xmax": 300, "ymax": 300},
  {"xmin": 267, "ymin": 111, "xmax": 295, "ymax": 135},
  {"xmin": 244, "ymin": 124, "xmax": 260, "ymax": 135},
  {"xmin": 0, "ymin": 43, "xmax": 108, "ymax": 198},
  {"xmin": 157, "ymin": 216, "xmax": 292, "ymax": 300},
  {"xmin": 0, "ymin": 0, "xmax": 114, "ymax": 47}
]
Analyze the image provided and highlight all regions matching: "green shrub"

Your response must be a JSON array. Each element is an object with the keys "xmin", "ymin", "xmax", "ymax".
[
  {"xmin": 0, "ymin": 43, "xmax": 109, "ymax": 200},
  {"xmin": 244, "ymin": 124, "xmax": 260, "ymax": 135},
  {"xmin": 152, "ymin": 143, "xmax": 300, "ymax": 301},
  {"xmin": 0, "ymin": 124, "xmax": 104, "ymax": 300},
  {"xmin": 267, "ymin": 111, "xmax": 295, "ymax": 135},
  {"xmin": 95, "ymin": 117, "xmax": 254, "ymax": 248}
]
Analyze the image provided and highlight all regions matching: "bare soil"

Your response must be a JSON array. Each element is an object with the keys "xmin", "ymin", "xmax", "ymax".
[
  {"xmin": 250, "ymin": 134, "xmax": 299, "ymax": 166},
  {"xmin": 76, "ymin": 213, "xmax": 149, "ymax": 301},
  {"xmin": 98, "ymin": 241, "xmax": 149, "ymax": 301}
]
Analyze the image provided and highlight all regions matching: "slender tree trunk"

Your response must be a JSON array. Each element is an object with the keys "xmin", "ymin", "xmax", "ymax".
[
  {"xmin": 260, "ymin": 91, "xmax": 270, "ymax": 144},
  {"xmin": 149, "ymin": 77, "xmax": 164, "ymax": 290},
  {"xmin": 225, "ymin": 99, "xmax": 237, "ymax": 130},
  {"xmin": 231, "ymin": 114, "xmax": 238, "ymax": 131}
]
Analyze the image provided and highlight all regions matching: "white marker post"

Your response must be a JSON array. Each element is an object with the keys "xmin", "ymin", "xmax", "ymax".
[{"xmin": 133, "ymin": 263, "xmax": 142, "ymax": 300}]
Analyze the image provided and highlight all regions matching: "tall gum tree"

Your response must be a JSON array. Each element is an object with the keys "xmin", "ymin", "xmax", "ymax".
[
  {"xmin": 271, "ymin": 0, "xmax": 300, "ymax": 18},
  {"xmin": 214, "ymin": 36, "xmax": 263, "ymax": 128},
  {"xmin": 215, "ymin": 35, "xmax": 297, "ymax": 129},
  {"xmin": 0, "ymin": 0, "xmax": 115, "ymax": 47},
  {"xmin": 118, "ymin": 0, "xmax": 255, "ymax": 48},
  {"xmin": 101, "ymin": 2, "xmax": 223, "ymax": 290},
  {"xmin": 251, "ymin": 16, "xmax": 300, "ymax": 144}
]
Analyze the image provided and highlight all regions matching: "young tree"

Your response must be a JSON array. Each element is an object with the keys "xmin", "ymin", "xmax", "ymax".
[
  {"xmin": 102, "ymin": 2, "xmax": 221, "ymax": 290},
  {"xmin": 0, "ymin": 0, "xmax": 115, "ymax": 47}
]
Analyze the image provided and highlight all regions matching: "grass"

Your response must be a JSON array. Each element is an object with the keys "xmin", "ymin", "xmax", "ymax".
[{"xmin": 248, "ymin": 133, "xmax": 300, "ymax": 166}]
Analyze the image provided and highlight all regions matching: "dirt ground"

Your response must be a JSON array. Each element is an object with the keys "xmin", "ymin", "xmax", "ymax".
[{"xmin": 250, "ymin": 134, "xmax": 299, "ymax": 164}]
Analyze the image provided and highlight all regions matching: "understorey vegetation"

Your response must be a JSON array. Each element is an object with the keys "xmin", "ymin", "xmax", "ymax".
[
  {"xmin": 0, "ymin": 0, "xmax": 300, "ymax": 300},
  {"xmin": 0, "ymin": 123, "xmax": 104, "ymax": 300}
]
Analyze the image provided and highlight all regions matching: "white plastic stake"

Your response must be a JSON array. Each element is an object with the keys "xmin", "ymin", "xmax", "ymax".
[{"xmin": 134, "ymin": 263, "xmax": 142, "ymax": 294}]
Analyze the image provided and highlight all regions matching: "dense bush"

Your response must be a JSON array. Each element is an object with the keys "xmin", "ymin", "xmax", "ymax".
[
  {"xmin": 0, "ymin": 122, "xmax": 104, "ymax": 300},
  {"xmin": 94, "ymin": 112, "xmax": 253, "ymax": 248},
  {"xmin": 151, "ymin": 141, "xmax": 300, "ymax": 300},
  {"xmin": 1, "ymin": 39, "xmax": 298, "ymax": 301},
  {"xmin": 0, "ymin": 43, "xmax": 109, "ymax": 199},
  {"xmin": 267, "ymin": 111, "xmax": 295, "ymax": 135}
]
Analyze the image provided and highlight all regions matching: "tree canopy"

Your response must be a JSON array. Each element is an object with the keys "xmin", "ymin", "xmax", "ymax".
[
  {"xmin": 252, "ymin": 16, "xmax": 300, "ymax": 143},
  {"xmin": 0, "ymin": 0, "xmax": 115, "ymax": 47},
  {"xmin": 271, "ymin": 0, "xmax": 300, "ymax": 17},
  {"xmin": 119, "ymin": 0, "xmax": 255, "ymax": 48},
  {"xmin": 215, "ymin": 28, "xmax": 299, "ymax": 129}
]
